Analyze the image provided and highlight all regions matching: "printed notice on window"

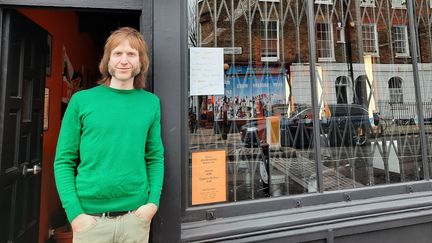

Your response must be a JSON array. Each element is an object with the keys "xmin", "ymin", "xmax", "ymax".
[
  {"xmin": 192, "ymin": 150, "xmax": 226, "ymax": 205},
  {"xmin": 189, "ymin": 47, "xmax": 224, "ymax": 96}
]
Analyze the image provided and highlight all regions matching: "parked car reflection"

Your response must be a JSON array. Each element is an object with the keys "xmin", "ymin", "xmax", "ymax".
[{"xmin": 241, "ymin": 104, "xmax": 378, "ymax": 148}]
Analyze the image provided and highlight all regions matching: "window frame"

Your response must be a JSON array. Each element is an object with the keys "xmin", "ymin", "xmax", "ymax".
[
  {"xmin": 360, "ymin": 0, "xmax": 375, "ymax": 7},
  {"xmin": 316, "ymin": 21, "xmax": 336, "ymax": 62},
  {"xmin": 393, "ymin": 25, "xmax": 410, "ymax": 57},
  {"xmin": 362, "ymin": 23, "xmax": 379, "ymax": 56},
  {"xmin": 389, "ymin": 78, "xmax": 404, "ymax": 104},
  {"xmin": 391, "ymin": 0, "xmax": 407, "ymax": 9},
  {"xmin": 260, "ymin": 19, "xmax": 280, "ymax": 62}
]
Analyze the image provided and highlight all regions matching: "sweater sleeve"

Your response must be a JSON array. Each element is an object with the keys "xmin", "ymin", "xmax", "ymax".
[
  {"xmin": 145, "ymin": 99, "xmax": 165, "ymax": 207},
  {"xmin": 54, "ymin": 96, "xmax": 84, "ymax": 222}
]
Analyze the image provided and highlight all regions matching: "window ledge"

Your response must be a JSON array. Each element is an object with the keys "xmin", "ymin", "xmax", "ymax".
[
  {"xmin": 261, "ymin": 57, "xmax": 280, "ymax": 62},
  {"xmin": 364, "ymin": 53, "xmax": 380, "ymax": 57},
  {"xmin": 182, "ymin": 191, "xmax": 432, "ymax": 242},
  {"xmin": 318, "ymin": 58, "xmax": 336, "ymax": 62},
  {"xmin": 315, "ymin": 1, "xmax": 333, "ymax": 5},
  {"xmin": 395, "ymin": 54, "xmax": 411, "ymax": 58},
  {"xmin": 360, "ymin": 5, "xmax": 376, "ymax": 8}
]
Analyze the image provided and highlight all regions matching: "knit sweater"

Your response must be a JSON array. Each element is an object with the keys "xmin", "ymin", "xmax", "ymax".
[{"xmin": 54, "ymin": 85, "xmax": 164, "ymax": 222}]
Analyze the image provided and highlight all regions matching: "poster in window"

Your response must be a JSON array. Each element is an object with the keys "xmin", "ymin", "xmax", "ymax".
[{"xmin": 192, "ymin": 150, "xmax": 226, "ymax": 205}]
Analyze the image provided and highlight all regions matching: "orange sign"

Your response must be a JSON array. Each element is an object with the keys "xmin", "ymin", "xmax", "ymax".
[{"xmin": 192, "ymin": 150, "xmax": 226, "ymax": 205}]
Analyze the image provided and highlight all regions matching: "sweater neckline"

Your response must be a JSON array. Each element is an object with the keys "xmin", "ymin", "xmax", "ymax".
[{"xmin": 100, "ymin": 84, "xmax": 139, "ymax": 94}]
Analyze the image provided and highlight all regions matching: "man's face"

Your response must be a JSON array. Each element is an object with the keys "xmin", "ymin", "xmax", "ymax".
[{"xmin": 108, "ymin": 40, "xmax": 141, "ymax": 83}]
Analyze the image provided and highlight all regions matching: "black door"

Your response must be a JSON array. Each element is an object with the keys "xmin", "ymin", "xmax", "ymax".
[{"xmin": 0, "ymin": 9, "xmax": 47, "ymax": 243}]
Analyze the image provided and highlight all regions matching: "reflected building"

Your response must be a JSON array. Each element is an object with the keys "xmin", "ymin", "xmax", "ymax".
[{"xmin": 190, "ymin": 0, "xmax": 429, "ymax": 201}]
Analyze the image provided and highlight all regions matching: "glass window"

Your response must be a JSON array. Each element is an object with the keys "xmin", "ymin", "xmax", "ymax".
[
  {"xmin": 362, "ymin": 24, "xmax": 379, "ymax": 55},
  {"xmin": 414, "ymin": 0, "xmax": 432, "ymax": 164},
  {"xmin": 316, "ymin": 22, "xmax": 335, "ymax": 61},
  {"xmin": 389, "ymin": 77, "xmax": 403, "ymax": 104},
  {"xmin": 189, "ymin": 0, "xmax": 313, "ymax": 207},
  {"xmin": 392, "ymin": 0, "xmax": 406, "ymax": 9},
  {"xmin": 261, "ymin": 20, "xmax": 279, "ymax": 62},
  {"xmin": 361, "ymin": 0, "xmax": 375, "ymax": 7},
  {"xmin": 317, "ymin": 0, "xmax": 422, "ymax": 190},
  {"xmin": 187, "ymin": 0, "xmax": 426, "ymax": 216},
  {"xmin": 336, "ymin": 77, "xmax": 349, "ymax": 104},
  {"xmin": 393, "ymin": 25, "xmax": 410, "ymax": 57}
]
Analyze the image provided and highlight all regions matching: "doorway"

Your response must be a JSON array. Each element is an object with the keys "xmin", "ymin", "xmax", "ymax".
[{"xmin": 0, "ymin": 8, "xmax": 140, "ymax": 243}]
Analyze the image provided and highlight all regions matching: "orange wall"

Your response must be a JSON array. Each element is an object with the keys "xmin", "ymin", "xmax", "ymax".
[{"xmin": 18, "ymin": 9, "xmax": 99, "ymax": 243}]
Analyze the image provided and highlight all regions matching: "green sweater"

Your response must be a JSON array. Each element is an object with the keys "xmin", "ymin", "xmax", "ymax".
[{"xmin": 54, "ymin": 85, "xmax": 164, "ymax": 222}]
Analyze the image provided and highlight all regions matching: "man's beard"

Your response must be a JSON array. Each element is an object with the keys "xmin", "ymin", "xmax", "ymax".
[{"xmin": 108, "ymin": 65, "xmax": 141, "ymax": 80}]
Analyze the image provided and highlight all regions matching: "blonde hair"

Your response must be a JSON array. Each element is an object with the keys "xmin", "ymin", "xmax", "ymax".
[{"xmin": 98, "ymin": 27, "xmax": 149, "ymax": 89}]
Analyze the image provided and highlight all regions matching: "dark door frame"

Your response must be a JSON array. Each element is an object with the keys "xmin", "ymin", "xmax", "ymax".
[{"xmin": 0, "ymin": 1, "xmax": 183, "ymax": 242}]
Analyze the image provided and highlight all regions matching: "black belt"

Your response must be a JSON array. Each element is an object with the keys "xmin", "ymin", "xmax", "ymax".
[{"xmin": 90, "ymin": 211, "xmax": 132, "ymax": 218}]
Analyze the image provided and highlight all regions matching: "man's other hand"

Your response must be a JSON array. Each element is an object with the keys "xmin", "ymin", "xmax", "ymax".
[
  {"xmin": 71, "ymin": 214, "xmax": 97, "ymax": 233},
  {"xmin": 134, "ymin": 203, "xmax": 158, "ymax": 222}
]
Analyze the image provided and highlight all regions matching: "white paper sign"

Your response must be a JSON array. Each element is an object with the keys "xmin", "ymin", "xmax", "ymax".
[{"xmin": 190, "ymin": 47, "xmax": 224, "ymax": 96}]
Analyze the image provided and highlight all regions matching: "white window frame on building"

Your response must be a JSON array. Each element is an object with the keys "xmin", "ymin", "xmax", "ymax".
[
  {"xmin": 315, "ymin": 0, "xmax": 333, "ymax": 5},
  {"xmin": 259, "ymin": 0, "xmax": 281, "ymax": 2},
  {"xmin": 260, "ymin": 19, "xmax": 280, "ymax": 62},
  {"xmin": 316, "ymin": 21, "xmax": 335, "ymax": 61},
  {"xmin": 393, "ymin": 25, "xmax": 410, "ymax": 57},
  {"xmin": 361, "ymin": 0, "xmax": 375, "ymax": 7},
  {"xmin": 392, "ymin": 0, "xmax": 407, "ymax": 9},
  {"xmin": 362, "ymin": 23, "xmax": 379, "ymax": 56}
]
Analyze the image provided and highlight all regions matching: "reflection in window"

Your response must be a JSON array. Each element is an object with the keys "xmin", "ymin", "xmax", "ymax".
[
  {"xmin": 261, "ymin": 20, "xmax": 279, "ymax": 62},
  {"xmin": 316, "ymin": 22, "xmax": 335, "ymax": 61},
  {"xmin": 188, "ymin": 0, "xmax": 424, "ymax": 208},
  {"xmin": 360, "ymin": 0, "xmax": 375, "ymax": 7},
  {"xmin": 362, "ymin": 24, "xmax": 379, "ymax": 55},
  {"xmin": 389, "ymin": 77, "xmax": 403, "ymax": 104},
  {"xmin": 315, "ymin": 0, "xmax": 332, "ymax": 4},
  {"xmin": 335, "ymin": 77, "xmax": 349, "ymax": 104},
  {"xmin": 392, "ymin": 0, "xmax": 406, "ymax": 9},
  {"xmin": 393, "ymin": 25, "xmax": 409, "ymax": 57}
]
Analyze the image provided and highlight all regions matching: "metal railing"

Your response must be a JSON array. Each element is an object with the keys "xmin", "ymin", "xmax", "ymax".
[{"xmin": 377, "ymin": 101, "xmax": 432, "ymax": 123}]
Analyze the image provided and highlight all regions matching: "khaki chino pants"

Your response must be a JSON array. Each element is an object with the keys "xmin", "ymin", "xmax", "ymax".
[{"xmin": 73, "ymin": 212, "xmax": 150, "ymax": 243}]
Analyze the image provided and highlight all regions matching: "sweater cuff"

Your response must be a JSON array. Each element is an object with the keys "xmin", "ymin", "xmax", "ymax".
[
  {"xmin": 147, "ymin": 191, "xmax": 162, "ymax": 207},
  {"xmin": 66, "ymin": 204, "xmax": 85, "ymax": 222}
]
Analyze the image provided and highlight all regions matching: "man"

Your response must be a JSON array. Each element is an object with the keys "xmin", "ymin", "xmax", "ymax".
[{"xmin": 54, "ymin": 27, "xmax": 164, "ymax": 243}]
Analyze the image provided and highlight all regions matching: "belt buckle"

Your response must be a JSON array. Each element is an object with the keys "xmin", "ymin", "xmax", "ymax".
[{"xmin": 104, "ymin": 211, "xmax": 130, "ymax": 218}]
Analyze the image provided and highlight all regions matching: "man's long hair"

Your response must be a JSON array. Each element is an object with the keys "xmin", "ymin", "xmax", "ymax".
[{"xmin": 98, "ymin": 27, "xmax": 149, "ymax": 89}]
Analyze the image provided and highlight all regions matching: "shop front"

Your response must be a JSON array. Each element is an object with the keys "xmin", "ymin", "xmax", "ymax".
[{"xmin": 1, "ymin": 0, "xmax": 432, "ymax": 242}]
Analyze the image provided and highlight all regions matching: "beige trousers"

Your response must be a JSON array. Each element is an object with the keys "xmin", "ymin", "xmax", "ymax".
[{"xmin": 73, "ymin": 212, "xmax": 150, "ymax": 243}]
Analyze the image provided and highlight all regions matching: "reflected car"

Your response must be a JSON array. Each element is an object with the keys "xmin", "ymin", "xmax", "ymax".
[{"xmin": 241, "ymin": 104, "xmax": 377, "ymax": 148}]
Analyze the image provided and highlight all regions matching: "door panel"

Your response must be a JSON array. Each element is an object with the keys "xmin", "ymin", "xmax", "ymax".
[{"xmin": 0, "ymin": 9, "xmax": 47, "ymax": 243}]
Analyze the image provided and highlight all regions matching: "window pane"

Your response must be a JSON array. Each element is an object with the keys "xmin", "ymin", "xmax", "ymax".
[
  {"xmin": 315, "ymin": 0, "xmax": 423, "ymax": 190},
  {"xmin": 188, "ymin": 0, "xmax": 314, "ymax": 207},
  {"xmin": 187, "ymin": 0, "xmax": 426, "ymax": 208},
  {"xmin": 414, "ymin": 1, "xmax": 432, "ymax": 169}
]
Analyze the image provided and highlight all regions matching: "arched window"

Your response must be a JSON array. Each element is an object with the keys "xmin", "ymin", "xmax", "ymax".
[
  {"xmin": 388, "ymin": 77, "xmax": 403, "ymax": 104},
  {"xmin": 335, "ymin": 76, "xmax": 349, "ymax": 104},
  {"xmin": 354, "ymin": 75, "xmax": 368, "ymax": 106}
]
